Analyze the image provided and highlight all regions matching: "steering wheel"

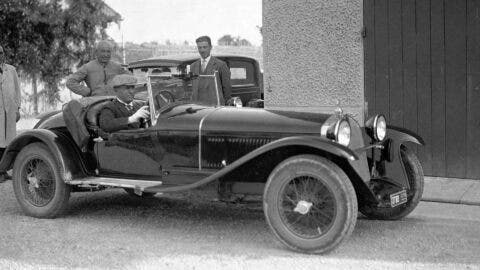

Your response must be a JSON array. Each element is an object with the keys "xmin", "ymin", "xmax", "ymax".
[{"xmin": 155, "ymin": 90, "xmax": 175, "ymax": 110}]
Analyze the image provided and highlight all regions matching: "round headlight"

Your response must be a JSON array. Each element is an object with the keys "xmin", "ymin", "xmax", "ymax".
[
  {"xmin": 336, "ymin": 120, "xmax": 351, "ymax": 146},
  {"xmin": 366, "ymin": 114, "xmax": 387, "ymax": 141},
  {"xmin": 375, "ymin": 115, "xmax": 387, "ymax": 141}
]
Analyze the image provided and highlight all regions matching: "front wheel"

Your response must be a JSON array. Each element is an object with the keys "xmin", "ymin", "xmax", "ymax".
[
  {"xmin": 12, "ymin": 143, "xmax": 71, "ymax": 218},
  {"xmin": 360, "ymin": 146, "xmax": 424, "ymax": 220},
  {"xmin": 263, "ymin": 155, "xmax": 358, "ymax": 254}
]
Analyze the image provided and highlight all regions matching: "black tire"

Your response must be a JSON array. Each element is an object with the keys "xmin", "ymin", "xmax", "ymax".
[
  {"xmin": 123, "ymin": 188, "xmax": 156, "ymax": 198},
  {"xmin": 263, "ymin": 154, "xmax": 358, "ymax": 254},
  {"xmin": 360, "ymin": 146, "xmax": 424, "ymax": 220},
  {"xmin": 12, "ymin": 143, "xmax": 71, "ymax": 218}
]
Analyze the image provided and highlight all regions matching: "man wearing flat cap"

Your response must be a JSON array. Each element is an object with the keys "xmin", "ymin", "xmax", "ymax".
[
  {"xmin": 66, "ymin": 40, "xmax": 130, "ymax": 97},
  {"xmin": 98, "ymin": 74, "xmax": 150, "ymax": 133}
]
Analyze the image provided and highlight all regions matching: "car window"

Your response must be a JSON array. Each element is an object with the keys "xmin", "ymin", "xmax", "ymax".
[
  {"xmin": 228, "ymin": 60, "xmax": 256, "ymax": 87},
  {"xmin": 231, "ymin": 67, "xmax": 247, "ymax": 80}
]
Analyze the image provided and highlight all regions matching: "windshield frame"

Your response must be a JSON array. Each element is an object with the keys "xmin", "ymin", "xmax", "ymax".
[{"xmin": 144, "ymin": 67, "xmax": 223, "ymax": 124}]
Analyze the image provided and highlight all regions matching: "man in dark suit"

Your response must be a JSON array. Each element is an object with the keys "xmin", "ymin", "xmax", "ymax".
[
  {"xmin": 98, "ymin": 74, "xmax": 149, "ymax": 133},
  {"xmin": 191, "ymin": 36, "xmax": 231, "ymax": 105}
]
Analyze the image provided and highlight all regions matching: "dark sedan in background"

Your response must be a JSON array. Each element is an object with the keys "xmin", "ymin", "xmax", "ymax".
[{"xmin": 128, "ymin": 54, "xmax": 263, "ymax": 106}]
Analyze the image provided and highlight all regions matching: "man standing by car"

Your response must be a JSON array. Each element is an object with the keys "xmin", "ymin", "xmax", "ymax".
[
  {"xmin": 66, "ymin": 40, "xmax": 129, "ymax": 97},
  {"xmin": 191, "ymin": 36, "xmax": 231, "ymax": 105},
  {"xmin": 98, "ymin": 74, "xmax": 149, "ymax": 133},
  {"xmin": 0, "ymin": 45, "xmax": 21, "ymax": 182}
]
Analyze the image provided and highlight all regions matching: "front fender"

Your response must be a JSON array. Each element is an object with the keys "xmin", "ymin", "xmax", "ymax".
[
  {"xmin": 0, "ymin": 129, "xmax": 88, "ymax": 181},
  {"xmin": 241, "ymin": 136, "xmax": 359, "ymax": 162},
  {"xmin": 387, "ymin": 125, "xmax": 425, "ymax": 146},
  {"xmin": 151, "ymin": 136, "xmax": 359, "ymax": 193},
  {"xmin": 381, "ymin": 126, "xmax": 424, "ymax": 189}
]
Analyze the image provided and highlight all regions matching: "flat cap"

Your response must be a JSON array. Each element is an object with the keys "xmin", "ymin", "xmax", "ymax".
[{"xmin": 111, "ymin": 74, "xmax": 137, "ymax": 88}]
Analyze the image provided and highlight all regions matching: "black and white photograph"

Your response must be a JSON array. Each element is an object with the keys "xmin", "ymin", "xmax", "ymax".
[{"xmin": 0, "ymin": 0, "xmax": 479, "ymax": 269}]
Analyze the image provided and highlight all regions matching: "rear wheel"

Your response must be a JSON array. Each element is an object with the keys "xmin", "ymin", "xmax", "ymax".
[
  {"xmin": 263, "ymin": 155, "xmax": 357, "ymax": 254},
  {"xmin": 360, "ymin": 146, "xmax": 424, "ymax": 220},
  {"xmin": 12, "ymin": 143, "xmax": 71, "ymax": 218}
]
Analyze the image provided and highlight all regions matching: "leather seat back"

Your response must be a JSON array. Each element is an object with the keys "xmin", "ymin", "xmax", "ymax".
[
  {"xmin": 86, "ymin": 100, "xmax": 112, "ymax": 127},
  {"xmin": 85, "ymin": 100, "xmax": 113, "ymax": 138}
]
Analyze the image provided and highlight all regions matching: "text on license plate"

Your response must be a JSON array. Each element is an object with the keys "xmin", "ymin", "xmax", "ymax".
[{"xmin": 390, "ymin": 190, "xmax": 408, "ymax": 207}]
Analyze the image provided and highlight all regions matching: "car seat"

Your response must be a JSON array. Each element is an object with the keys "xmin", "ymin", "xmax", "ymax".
[{"xmin": 85, "ymin": 100, "xmax": 113, "ymax": 140}]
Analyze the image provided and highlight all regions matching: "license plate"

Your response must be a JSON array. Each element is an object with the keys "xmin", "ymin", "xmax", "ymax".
[{"xmin": 390, "ymin": 190, "xmax": 407, "ymax": 207}]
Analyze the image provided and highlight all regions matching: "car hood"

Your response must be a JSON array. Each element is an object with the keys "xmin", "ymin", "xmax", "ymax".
[
  {"xmin": 158, "ymin": 104, "xmax": 332, "ymax": 135},
  {"xmin": 203, "ymin": 107, "xmax": 331, "ymax": 135}
]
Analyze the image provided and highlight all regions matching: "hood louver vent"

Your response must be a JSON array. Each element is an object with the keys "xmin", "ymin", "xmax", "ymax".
[{"xmin": 203, "ymin": 136, "xmax": 272, "ymax": 169}]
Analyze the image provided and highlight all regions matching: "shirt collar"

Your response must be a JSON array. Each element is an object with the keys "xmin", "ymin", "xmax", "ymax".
[
  {"xmin": 116, "ymin": 98, "xmax": 133, "ymax": 107},
  {"xmin": 201, "ymin": 55, "xmax": 211, "ymax": 65}
]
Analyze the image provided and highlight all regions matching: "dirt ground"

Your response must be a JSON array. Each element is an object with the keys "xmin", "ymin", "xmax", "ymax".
[{"xmin": 1, "ymin": 180, "xmax": 480, "ymax": 270}]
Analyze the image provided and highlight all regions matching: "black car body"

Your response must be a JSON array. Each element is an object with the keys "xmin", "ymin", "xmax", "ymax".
[{"xmin": 0, "ymin": 69, "xmax": 424, "ymax": 254}]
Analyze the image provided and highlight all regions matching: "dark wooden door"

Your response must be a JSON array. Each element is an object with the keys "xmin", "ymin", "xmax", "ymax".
[{"xmin": 364, "ymin": 0, "xmax": 480, "ymax": 179}]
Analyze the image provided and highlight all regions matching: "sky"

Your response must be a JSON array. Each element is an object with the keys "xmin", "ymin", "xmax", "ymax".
[{"xmin": 104, "ymin": 0, "xmax": 263, "ymax": 46}]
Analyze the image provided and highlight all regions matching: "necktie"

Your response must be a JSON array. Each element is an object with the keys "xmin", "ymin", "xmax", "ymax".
[
  {"xmin": 201, "ymin": 59, "xmax": 207, "ymax": 72},
  {"xmin": 125, "ymin": 104, "xmax": 133, "ymax": 111},
  {"xmin": 103, "ymin": 66, "xmax": 107, "ymax": 85}
]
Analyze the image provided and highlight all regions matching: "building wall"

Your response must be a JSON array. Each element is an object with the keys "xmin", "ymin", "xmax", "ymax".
[{"xmin": 263, "ymin": 0, "xmax": 364, "ymax": 122}]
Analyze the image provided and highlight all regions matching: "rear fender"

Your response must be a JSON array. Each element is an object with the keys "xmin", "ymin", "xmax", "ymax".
[{"xmin": 0, "ymin": 129, "xmax": 88, "ymax": 181}]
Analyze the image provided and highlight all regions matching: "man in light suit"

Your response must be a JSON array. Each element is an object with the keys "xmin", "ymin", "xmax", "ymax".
[
  {"xmin": 191, "ymin": 36, "xmax": 231, "ymax": 105},
  {"xmin": 66, "ymin": 40, "xmax": 129, "ymax": 97},
  {"xmin": 0, "ymin": 45, "xmax": 21, "ymax": 182}
]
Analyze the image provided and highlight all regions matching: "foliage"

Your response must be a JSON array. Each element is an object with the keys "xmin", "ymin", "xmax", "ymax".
[
  {"xmin": 218, "ymin": 35, "xmax": 252, "ymax": 46},
  {"xmin": 0, "ymin": 0, "xmax": 121, "ymax": 107}
]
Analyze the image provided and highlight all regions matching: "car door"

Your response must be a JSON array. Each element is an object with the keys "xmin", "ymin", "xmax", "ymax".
[{"xmin": 95, "ymin": 128, "xmax": 164, "ymax": 178}]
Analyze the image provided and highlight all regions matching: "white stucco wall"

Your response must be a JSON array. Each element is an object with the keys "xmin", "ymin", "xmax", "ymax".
[{"xmin": 263, "ymin": 0, "xmax": 364, "ymax": 122}]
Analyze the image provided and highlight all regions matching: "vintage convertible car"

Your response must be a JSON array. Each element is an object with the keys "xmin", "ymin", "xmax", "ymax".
[{"xmin": 0, "ymin": 70, "xmax": 424, "ymax": 254}]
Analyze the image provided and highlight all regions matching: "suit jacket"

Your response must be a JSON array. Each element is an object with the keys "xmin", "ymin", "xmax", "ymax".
[
  {"xmin": 0, "ymin": 63, "xmax": 21, "ymax": 147},
  {"xmin": 191, "ymin": 56, "xmax": 231, "ymax": 105},
  {"xmin": 66, "ymin": 59, "xmax": 130, "ymax": 97},
  {"xmin": 98, "ymin": 99, "xmax": 144, "ymax": 133}
]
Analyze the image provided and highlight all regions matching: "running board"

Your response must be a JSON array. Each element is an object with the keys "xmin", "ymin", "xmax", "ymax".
[{"xmin": 68, "ymin": 177, "xmax": 162, "ymax": 195}]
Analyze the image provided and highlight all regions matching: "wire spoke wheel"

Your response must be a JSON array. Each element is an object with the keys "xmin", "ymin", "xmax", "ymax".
[
  {"xmin": 20, "ymin": 158, "xmax": 56, "ymax": 207},
  {"xmin": 264, "ymin": 155, "xmax": 357, "ymax": 254},
  {"xmin": 279, "ymin": 176, "xmax": 336, "ymax": 238},
  {"xmin": 13, "ymin": 143, "xmax": 71, "ymax": 218}
]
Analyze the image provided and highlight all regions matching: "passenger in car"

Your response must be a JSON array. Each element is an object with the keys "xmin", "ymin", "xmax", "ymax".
[
  {"xmin": 66, "ymin": 40, "xmax": 130, "ymax": 97},
  {"xmin": 98, "ymin": 74, "xmax": 150, "ymax": 133}
]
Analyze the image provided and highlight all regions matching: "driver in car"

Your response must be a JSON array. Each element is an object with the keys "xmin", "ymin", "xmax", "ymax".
[{"xmin": 98, "ymin": 74, "xmax": 150, "ymax": 133}]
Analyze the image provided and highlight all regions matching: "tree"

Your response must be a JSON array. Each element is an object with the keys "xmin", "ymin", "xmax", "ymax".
[
  {"xmin": 218, "ymin": 35, "xmax": 252, "ymax": 46},
  {"xmin": 0, "ymin": 0, "xmax": 121, "ymax": 114}
]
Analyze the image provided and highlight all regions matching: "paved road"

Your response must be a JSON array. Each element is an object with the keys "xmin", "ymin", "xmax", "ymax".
[{"xmin": 0, "ymin": 182, "xmax": 479, "ymax": 270}]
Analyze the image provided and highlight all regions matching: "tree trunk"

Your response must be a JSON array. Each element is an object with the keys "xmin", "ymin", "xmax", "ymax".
[{"xmin": 32, "ymin": 74, "xmax": 38, "ymax": 115}]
